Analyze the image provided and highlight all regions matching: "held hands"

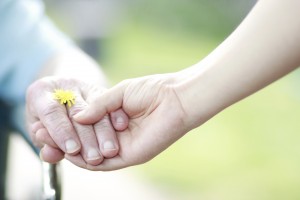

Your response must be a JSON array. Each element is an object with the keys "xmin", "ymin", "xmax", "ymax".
[
  {"xmin": 26, "ymin": 76, "xmax": 128, "ymax": 166},
  {"xmin": 73, "ymin": 74, "xmax": 190, "ymax": 171},
  {"xmin": 27, "ymin": 73, "xmax": 194, "ymax": 171}
]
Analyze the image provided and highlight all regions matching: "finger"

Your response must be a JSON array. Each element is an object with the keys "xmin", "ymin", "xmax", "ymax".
[
  {"xmin": 29, "ymin": 121, "xmax": 58, "ymax": 149},
  {"xmin": 70, "ymin": 120, "xmax": 104, "ymax": 166},
  {"xmin": 36, "ymin": 93, "xmax": 81, "ymax": 155},
  {"xmin": 36, "ymin": 127, "xmax": 58, "ymax": 148},
  {"xmin": 85, "ymin": 132, "xmax": 138, "ymax": 171},
  {"xmin": 74, "ymin": 80, "xmax": 128, "ymax": 124},
  {"xmin": 67, "ymin": 94, "xmax": 104, "ymax": 166},
  {"xmin": 64, "ymin": 154, "xmax": 89, "ymax": 170},
  {"xmin": 94, "ymin": 115, "xmax": 119, "ymax": 158},
  {"xmin": 66, "ymin": 153, "xmax": 129, "ymax": 172},
  {"xmin": 31, "ymin": 121, "xmax": 45, "ymax": 134},
  {"xmin": 86, "ymin": 156, "xmax": 128, "ymax": 171},
  {"xmin": 27, "ymin": 80, "xmax": 82, "ymax": 154},
  {"xmin": 29, "ymin": 121, "xmax": 44, "ymax": 148},
  {"xmin": 110, "ymin": 109, "xmax": 129, "ymax": 131},
  {"xmin": 40, "ymin": 145, "xmax": 64, "ymax": 164}
]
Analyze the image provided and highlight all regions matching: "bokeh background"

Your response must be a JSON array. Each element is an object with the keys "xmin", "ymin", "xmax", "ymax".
[{"xmin": 8, "ymin": 0, "xmax": 300, "ymax": 199}]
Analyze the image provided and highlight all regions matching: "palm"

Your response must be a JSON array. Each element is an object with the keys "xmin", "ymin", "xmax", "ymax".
[{"xmin": 84, "ymin": 75, "xmax": 187, "ymax": 171}]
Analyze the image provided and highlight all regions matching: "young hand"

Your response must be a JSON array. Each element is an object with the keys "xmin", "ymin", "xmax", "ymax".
[{"xmin": 73, "ymin": 74, "xmax": 190, "ymax": 170}]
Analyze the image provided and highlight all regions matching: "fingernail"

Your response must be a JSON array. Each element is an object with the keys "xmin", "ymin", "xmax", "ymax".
[
  {"xmin": 103, "ymin": 141, "xmax": 116, "ymax": 150},
  {"xmin": 87, "ymin": 148, "xmax": 101, "ymax": 160},
  {"xmin": 65, "ymin": 139, "xmax": 80, "ymax": 154},
  {"xmin": 116, "ymin": 116, "xmax": 125, "ymax": 124}
]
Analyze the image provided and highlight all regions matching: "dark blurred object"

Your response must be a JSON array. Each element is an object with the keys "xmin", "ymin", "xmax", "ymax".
[
  {"xmin": 0, "ymin": 99, "xmax": 62, "ymax": 200},
  {"xmin": 41, "ymin": 163, "xmax": 61, "ymax": 200},
  {"xmin": 0, "ymin": 100, "xmax": 10, "ymax": 199}
]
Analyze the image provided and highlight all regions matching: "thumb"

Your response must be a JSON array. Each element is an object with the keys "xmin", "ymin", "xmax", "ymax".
[{"xmin": 74, "ymin": 81, "xmax": 127, "ymax": 124}]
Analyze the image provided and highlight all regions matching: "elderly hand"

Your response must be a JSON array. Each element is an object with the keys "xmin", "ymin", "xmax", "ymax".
[{"xmin": 26, "ymin": 76, "xmax": 128, "ymax": 166}]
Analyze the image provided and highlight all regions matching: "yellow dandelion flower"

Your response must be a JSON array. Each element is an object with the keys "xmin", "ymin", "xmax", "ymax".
[{"xmin": 53, "ymin": 89, "xmax": 76, "ymax": 107}]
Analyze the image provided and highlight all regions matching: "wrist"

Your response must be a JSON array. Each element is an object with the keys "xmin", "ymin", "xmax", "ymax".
[{"xmin": 173, "ymin": 63, "xmax": 227, "ymax": 130}]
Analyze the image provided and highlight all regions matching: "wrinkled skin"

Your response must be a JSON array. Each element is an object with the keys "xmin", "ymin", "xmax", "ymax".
[{"xmin": 26, "ymin": 76, "xmax": 128, "ymax": 166}]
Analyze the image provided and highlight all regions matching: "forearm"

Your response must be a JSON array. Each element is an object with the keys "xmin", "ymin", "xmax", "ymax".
[
  {"xmin": 176, "ymin": 0, "xmax": 300, "ymax": 129},
  {"xmin": 37, "ymin": 47, "xmax": 107, "ymax": 86}
]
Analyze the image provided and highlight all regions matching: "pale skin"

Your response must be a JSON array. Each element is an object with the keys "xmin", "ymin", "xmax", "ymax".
[
  {"xmin": 26, "ymin": 47, "xmax": 128, "ymax": 166},
  {"xmin": 70, "ymin": 0, "xmax": 300, "ymax": 171}
]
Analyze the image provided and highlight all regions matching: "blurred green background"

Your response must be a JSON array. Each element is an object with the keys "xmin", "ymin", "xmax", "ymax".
[{"xmin": 46, "ymin": 1, "xmax": 300, "ymax": 199}]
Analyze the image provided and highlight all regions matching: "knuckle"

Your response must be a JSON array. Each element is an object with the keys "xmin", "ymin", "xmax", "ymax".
[
  {"xmin": 68, "ymin": 101, "xmax": 88, "ymax": 117},
  {"xmin": 78, "ymin": 129, "xmax": 93, "ymax": 138},
  {"xmin": 40, "ymin": 102, "xmax": 61, "ymax": 119},
  {"xmin": 52, "ymin": 120, "xmax": 72, "ymax": 136},
  {"xmin": 26, "ymin": 78, "xmax": 49, "ymax": 101},
  {"xmin": 94, "ymin": 116, "xmax": 113, "ymax": 131},
  {"xmin": 41, "ymin": 106, "xmax": 73, "ymax": 137}
]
